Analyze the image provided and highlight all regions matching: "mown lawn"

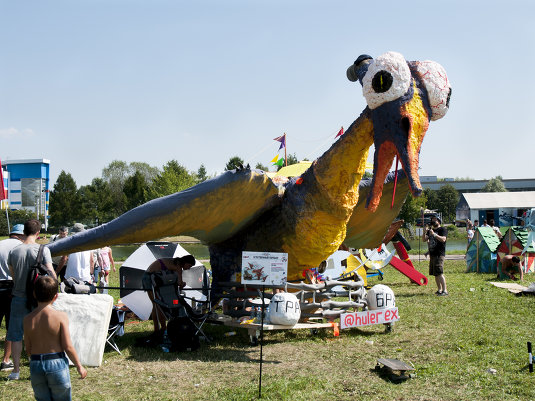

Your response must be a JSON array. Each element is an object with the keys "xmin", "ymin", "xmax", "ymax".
[{"xmin": 1, "ymin": 259, "xmax": 534, "ymax": 400}]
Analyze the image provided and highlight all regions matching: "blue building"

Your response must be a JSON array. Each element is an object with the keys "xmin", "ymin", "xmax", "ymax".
[{"xmin": 1, "ymin": 159, "xmax": 50, "ymax": 227}]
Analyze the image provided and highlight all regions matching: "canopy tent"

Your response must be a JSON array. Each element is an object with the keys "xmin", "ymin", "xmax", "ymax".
[
  {"xmin": 466, "ymin": 227, "xmax": 501, "ymax": 273},
  {"xmin": 275, "ymin": 161, "xmax": 373, "ymax": 178},
  {"xmin": 497, "ymin": 227, "xmax": 535, "ymax": 274},
  {"xmin": 275, "ymin": 161, "xmax": 313, "ymax": 177}
]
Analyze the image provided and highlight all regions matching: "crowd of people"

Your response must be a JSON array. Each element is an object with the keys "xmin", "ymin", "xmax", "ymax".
[
  {"xmin": 0, "ymin": 215, "xmax": 530, "ymax": 398},
  {"xmin": 54, "ymin": 223, "xmax": 115, "ymax": 288},
  {"xmin": 0, "ymin": 219, "xmax": 85, "ymax": 399},
  {"xmin": 0, "ymin": 219, "xmax": 118, "ymax": 398}
]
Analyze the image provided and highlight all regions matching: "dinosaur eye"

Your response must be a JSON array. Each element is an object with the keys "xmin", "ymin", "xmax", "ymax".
[
  {"xmin": 362, "ymin": 51, "xmax": 411, "ymax": 109},
  {"xmin": 413, "ymin": 60, "xmax": 451, "ymax": 121}
]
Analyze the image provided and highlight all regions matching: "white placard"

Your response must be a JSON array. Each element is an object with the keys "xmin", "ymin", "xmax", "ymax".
[
  {"xmin": 340, "ymin": 307, "xmax": 399, "ymax": 329},
  {"xmin": 241, "ymin": 251, "xmax": 288, "ymax": 286}
]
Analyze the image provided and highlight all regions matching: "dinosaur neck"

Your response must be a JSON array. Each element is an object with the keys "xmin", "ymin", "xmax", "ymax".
[{"xmin": 310, "ymin": 109, "xmax": 374, "ymax": 209}]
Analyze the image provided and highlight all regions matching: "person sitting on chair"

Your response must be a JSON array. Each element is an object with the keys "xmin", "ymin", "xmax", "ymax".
[
  {"xmin": 500, "ymin": 255, "xmax": 524, "ymax": 281},
  {"xmin": 141, "ymin": 255, "xmax": 195, "ymax": 341}
]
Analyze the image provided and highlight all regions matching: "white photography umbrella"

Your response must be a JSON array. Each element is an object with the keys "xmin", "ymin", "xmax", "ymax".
[{"xmin": 119, "ymin": 241, "xmax": 207, "ymax": 320}]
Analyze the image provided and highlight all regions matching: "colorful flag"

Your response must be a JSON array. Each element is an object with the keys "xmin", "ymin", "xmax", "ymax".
[
  {"xmin": 270, "ymin": 155, "xmax": 280, "ymax": 163},
  {"xmin": 0, "ymin": 160, "xmax": 5, "ymax": 201},
  {"xmin": 273, "ymin": 133, "xmax": 286, "ymax": 150},
  {"xmin": 335, "ymin": 126, "xmax": 344, "ymax": 138},
  {"xmin": 274, "ymin": 158, "xmax": 284, "ymax": 167}
]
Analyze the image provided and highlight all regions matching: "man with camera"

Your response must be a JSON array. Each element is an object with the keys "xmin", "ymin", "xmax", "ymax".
[{"xmin": 423, "ymin": 216, "xmax": 448, "ymax": 296}]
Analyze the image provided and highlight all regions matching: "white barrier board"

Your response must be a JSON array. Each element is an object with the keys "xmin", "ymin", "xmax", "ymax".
[{"xmin": 53, "ymin": 293, "xmax": 113, "ymax": 367}]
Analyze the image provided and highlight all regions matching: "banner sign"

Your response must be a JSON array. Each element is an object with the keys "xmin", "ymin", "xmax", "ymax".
[
  {"xmin": 340, "ymin": 308, "xmax": 399, "ymax": 329},
  {"xmin": 241, "ymin": 251, "xmax": 288, "ymax": 286}
]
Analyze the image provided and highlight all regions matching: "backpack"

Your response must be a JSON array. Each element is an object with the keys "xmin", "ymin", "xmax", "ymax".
[
  {"xmin": 60, "ymin": 277, "xmax": 96, "ymax": 294},
  {"xmin": 166, "ymin": 316, "xmax": 200, "ymax": 352},
  {"xmin": 26, "ymin": 245, "xmax": 50, "ymax": 309}
]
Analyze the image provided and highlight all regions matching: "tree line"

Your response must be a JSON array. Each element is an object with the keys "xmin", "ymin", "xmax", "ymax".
[
  {"xmin": 398, "ymin": 176, "xmax": 508, "ymax": 225},
  {"xmin": 46, "ymin": 154, "xmax": 301, "ymax": 229},
  {"xmin": 1, "ymin": 152, "xmax": 507, "ymax": 234}
]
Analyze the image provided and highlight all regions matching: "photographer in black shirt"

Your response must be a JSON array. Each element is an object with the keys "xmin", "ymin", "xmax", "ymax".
[{"xmin": 423, "ymin": 216, "xmax": 448, "ymax": 296}]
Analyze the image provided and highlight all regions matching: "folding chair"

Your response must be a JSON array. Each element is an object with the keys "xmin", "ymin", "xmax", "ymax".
[
  {"xmin": 106, "ymin": 306, "xmax": 126, "ymax": 354},
  {"xmin": 150, "ymin": 271, "xmax": 211, "ymax": 346}
]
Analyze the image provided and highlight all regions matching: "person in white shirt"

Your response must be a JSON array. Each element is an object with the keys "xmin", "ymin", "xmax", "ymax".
[{"xmin": 56, "ymin": 224, "xmax": 94, "ymax": 283}]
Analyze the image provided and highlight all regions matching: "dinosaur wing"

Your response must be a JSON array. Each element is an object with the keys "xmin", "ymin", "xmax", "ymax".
[
  {"xmin": 47, "ymin": 169, "xmax": 281, "ymax": 256},
  {"xmin": 344, "ymin": 171, "xmax": 410, "ymax": 249}
]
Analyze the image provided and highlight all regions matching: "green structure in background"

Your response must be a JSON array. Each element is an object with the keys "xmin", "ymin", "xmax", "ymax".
[{"xmin": 466, "ymin": 227, "xmax": 501, "ymax": 273}]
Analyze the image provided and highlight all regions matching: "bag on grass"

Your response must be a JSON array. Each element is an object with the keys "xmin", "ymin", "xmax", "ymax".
[
  {"xmin": 60, "ymin": 277, "xmax": 96, "ymax": 294},
  {"xmin": 167, "ymin": 317, "xmax": 200, "ymax": 352},
  {"xmin": 26, "ymin": 245, "xmax": 50, "ymax": 309}
]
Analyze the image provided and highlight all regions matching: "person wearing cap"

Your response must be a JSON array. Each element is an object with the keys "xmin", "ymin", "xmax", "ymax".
[
  {"xmin": 0, "ymin": 224, "xmax": 26, "ymax": 372},
  {"xmin": 6, "ymin": 219, "xmax": 55, "ymax": 380},
  {"xmin": 423, "ymin": 216, "xmax": 448, "ymax": 296},
  {"xmin": 56, "ymin": 223, "xmax": 94, "ymax": 283}
]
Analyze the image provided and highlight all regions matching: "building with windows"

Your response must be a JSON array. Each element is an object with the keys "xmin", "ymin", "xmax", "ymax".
[
  {"xmin": 421, "ymin": 176, "xmax": 535, "ymax": 193},
  {"xmin": 456, "ymin": 191, "xmax": 535, "ymax": 227},
  {"xmin": 1, "ymin": 159, "xmax": 50, "ymax": 225}
]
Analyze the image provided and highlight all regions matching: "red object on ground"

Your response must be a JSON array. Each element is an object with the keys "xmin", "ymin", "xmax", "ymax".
[
  {"xmin": 390, "ymin": 241, "xmax": 428, "ymax": 286},
  {"xmin": 331, "ymin": 322, "xmax": 340, "ymax": 337}
]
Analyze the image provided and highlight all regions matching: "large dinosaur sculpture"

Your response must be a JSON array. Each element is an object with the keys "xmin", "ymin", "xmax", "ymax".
[{"xmin": 48, "ymin": 51, "xmax": 451, "ymax": 284}]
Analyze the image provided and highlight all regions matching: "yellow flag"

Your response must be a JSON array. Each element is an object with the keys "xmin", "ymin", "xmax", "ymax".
[{"xmin": 270, "ymin": 155, "xmax": 279, "ymax": 163}]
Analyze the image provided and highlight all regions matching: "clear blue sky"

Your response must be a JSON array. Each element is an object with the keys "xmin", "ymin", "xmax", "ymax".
[{"xmin": 1, "ymin": 1, "xmax": 534, "ymax": 187}]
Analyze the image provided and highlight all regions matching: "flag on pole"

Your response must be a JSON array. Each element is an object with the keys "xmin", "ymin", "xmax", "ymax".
[
  {"xmin": 274, "ymin": 158, "xmax": 284, "ymax": 167},
  {"xmin": 335, "ymin": 126, "xmax": 344, "ymax": 138},
  {"xmin": 270, "ymin": 155, "xmax": 279, "ymax": 163},
  {"xmin": 0, "ymin": 159, "xmax": 6, "ymax": 201},
  {"xmin": 273, "ymin": 134, "xmax": 286, "ymax": 150}
]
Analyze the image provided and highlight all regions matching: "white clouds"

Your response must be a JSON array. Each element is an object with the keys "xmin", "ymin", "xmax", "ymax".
[{"xmin": 0, "ymin": 127, "xmax": 35, "ymax": 138}]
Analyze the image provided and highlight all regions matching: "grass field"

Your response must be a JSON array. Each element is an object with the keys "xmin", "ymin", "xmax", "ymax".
[{"xmin": 1, "ymin": 259, "xmax": 534, "ymax": 400}]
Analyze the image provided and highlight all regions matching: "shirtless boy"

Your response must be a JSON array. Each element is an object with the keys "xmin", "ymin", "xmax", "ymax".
[
  {"xmin": 23, "ymin": 276, "xmax": 87, "ymax": 400},
  {"xmin": 500, "ymin": 255, "xmax": 524, "ymax": 281}
]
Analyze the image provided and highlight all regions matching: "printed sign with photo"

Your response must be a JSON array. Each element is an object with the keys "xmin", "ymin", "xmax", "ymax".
[{"xmin": 241, "ymin": 251, "xmax": 288, "ymax": 286}]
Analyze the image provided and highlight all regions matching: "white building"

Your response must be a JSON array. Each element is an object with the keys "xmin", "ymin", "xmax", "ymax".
[{"xmin": 456, "ymin": 192, "xmax": 535, "ymax": 226}]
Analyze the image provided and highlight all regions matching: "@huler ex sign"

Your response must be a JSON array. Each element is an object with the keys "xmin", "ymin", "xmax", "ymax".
[
  {"xmin": 241, "ymin": 251, "xmax": 288, "ymax": 286},
  {"xmin": 340, "ymin": 308, "xmax": 399, "ymax": 329}
]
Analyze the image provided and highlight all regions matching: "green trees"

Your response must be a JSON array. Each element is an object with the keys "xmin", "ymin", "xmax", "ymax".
[
  {"xmin": 398, "ymin": 184, "xmax": 459, "ymax": 225},
  {"xmin": 145, "ymin": 160, "xmax": 198, "ymax": 200},
  {"xmin": 100, "ymin": 160, "xmax": 161, "ymax": 215},
  {"xmin": 398, "ymin": 193, "xmax": 427, "ymax": 225},
  {"xmin": 424, "ymin": 184, "xmax": 459, "ymax": 223},
  {"xmin": 0, "ymin": 209, "xmax": 40, "ymax": 236},
  {"xmin": 286, "ymin": 153, "xmax": 298, "ymax": 166},
  {"xmin": 197, "ymin": 164, "xmax": 208, "ymax": 182},
  {"xmin": 78, "ymin": 178, "xmax": 115, "ymax": 226},
  {"xmin": 225, "ymin": 156, "xmax": 245, "ymax": 171},
  {"xmin": 123, "ymin": 171, "xmax": 147, "ymax": 210},
  {"xmin": 46, "ymin": 160, "xmax": 205, "ymax": 228},
  {"xmin": 255, "ymin": 162, "xmax": 269, "ymax": 172},
  {"xmin": 49, "ymin": 171, "xmax": 81, "ymax": 227},
  {"xmin": 481, "ymin": 176, "xmax": 507, "ymax": 192}
]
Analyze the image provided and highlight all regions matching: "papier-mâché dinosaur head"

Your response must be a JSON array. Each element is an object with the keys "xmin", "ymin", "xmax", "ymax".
[{"xmin": 347, "ymin": 51, "xmax": 451, "ymax": 211}]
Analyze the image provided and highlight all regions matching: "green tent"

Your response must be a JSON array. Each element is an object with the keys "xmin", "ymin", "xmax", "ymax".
[{"xmin": 466, "ymin": 227, "xmax": 501, "ymax": 273}]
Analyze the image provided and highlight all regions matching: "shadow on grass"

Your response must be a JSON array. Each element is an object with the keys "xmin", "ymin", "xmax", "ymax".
[
  {"xmin": 369, "ymin": 366, "xmax": 412, "ymax": 384},
  {"xmin": 117, "ymin": 329, "xmax": 283, "ymax": 365}
]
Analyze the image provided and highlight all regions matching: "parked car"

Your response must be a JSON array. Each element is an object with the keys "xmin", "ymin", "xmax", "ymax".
[
  {"xmin": 416, "ymin": 212, "xmax": 440, "ymax": 227},
  {"xmin": 455, "ymin": 219, "xmax": 468, "ymax": 227}
]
